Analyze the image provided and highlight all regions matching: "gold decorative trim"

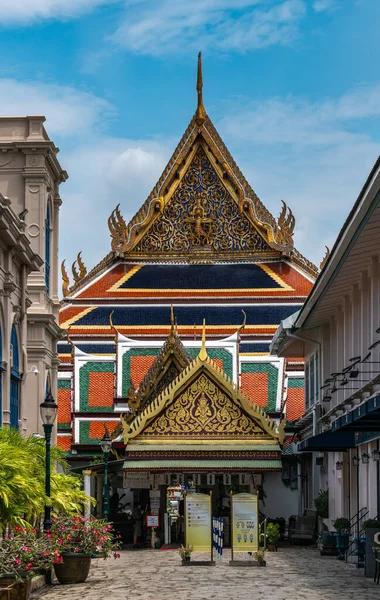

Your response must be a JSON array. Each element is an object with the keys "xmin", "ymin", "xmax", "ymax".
[
  {"xmin": 107, "ymin": 265, "xmax": 143, "ymax": 292},
  {"xmin": 60, "ymin": 306, "xmax": 96, "ymax": 330},
  {"xmin": 127, "ymin": 438, "xmax": 277, "ymax": 446},
  {"xmin": 63, "ymin": 324, "xmax": 278, "ymax": 331},
  {"xmin": 240, "ymin": 352, "xmax": 270, "ymax": 356},
  {"xmin": 258, "ymin": 263, "xmax": 294, "ymax": 291}
]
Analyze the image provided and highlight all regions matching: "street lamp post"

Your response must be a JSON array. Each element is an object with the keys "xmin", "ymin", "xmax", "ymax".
[
  {"xmin": 100, "ymin": 428, "xmax": 112, "ymax": 520},
  {"xmin": 40, "ymin": 391, "xmax": 58, "ymax": 585}
]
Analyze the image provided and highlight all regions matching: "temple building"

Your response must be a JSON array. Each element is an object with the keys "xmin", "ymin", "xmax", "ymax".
[{"xmin": 58, "ymin": 55, "xmax": 318, "ymax": 523}]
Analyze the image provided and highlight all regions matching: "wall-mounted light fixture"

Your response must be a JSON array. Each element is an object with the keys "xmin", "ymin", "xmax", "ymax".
[
  {"xmin": 362, "ymin": 453, "xmax": 370, "ymax": 464},
  {"xmin": 323, "ymin": 395, "xmax": 332, "ymax": 403},
  {"xmin": 352, "ymin": 456, "xmax": 360, "ymax": 467},
  {"xmin": 336, "ymin": 461, "xmax": 343, "ymax": 471},
  {"xmin": 373, "ymin": 449, "xmax": 380, "ymax": 462}
]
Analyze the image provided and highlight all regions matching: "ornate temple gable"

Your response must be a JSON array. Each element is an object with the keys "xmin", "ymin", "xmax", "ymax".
[
  {"xmin": 139, "ymin": 371, "xmax": 268, "ymax": 439},
  {"xmin": 121, "ymin": 346, "xmax": 285, "ymax": 445},
  {"xmin": 133, "ymin": 146, "xmax": 271, "ymax": 257}
]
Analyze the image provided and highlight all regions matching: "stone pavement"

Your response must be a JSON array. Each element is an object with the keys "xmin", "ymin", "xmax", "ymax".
[{"xmin": 33, "ymin": 546, "xmax": 380, "ymax": 600}]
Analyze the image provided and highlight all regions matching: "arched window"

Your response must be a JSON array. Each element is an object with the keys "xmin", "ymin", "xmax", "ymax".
[
  {"xmin": 45, "ymin": 203, "xmax": 51, "ymax": 294},
  {"xmin": 10, "ymin": 325, "xmax": 20, "ymax": 429}
]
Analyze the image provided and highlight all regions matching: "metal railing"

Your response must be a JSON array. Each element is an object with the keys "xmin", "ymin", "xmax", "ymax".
[{"xmin": 346, "ymin": 506, "xmax": 369, "ymax": 565}]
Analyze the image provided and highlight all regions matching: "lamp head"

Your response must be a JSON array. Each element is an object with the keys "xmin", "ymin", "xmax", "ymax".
[
  {"xmin": 40, "ymin": 392, "xmax": 58, "ymax": 425},
  {"xmin": 100, "ymin": 428, "xmax": 112, "ymax": 454}
]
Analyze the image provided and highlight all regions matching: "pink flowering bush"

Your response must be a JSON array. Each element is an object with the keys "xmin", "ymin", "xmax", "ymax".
[
  {"xmin": 47, "ymin": 515, "xmax": 121, "ymax": 559},
  {"xmin": 0, "ymin": 527, "xmax": 61, "ymax": 579}
]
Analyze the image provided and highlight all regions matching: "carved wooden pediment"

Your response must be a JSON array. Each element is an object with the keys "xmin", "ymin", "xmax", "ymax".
[{"xmin": 140, "ymin": 372, "xmax": 268, "ymax": 439}]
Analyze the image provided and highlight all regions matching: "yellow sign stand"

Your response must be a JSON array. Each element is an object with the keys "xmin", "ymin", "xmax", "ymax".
[
  {"xmin": 184, "ymin": 492, "xmax": 215, "ymax": 565},
  {"xmin": 230, "ymin": 492, "xmax": 259, "ymax": 565}
]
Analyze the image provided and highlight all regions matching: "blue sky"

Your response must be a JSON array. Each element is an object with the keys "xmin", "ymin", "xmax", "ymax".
[{"xmin": 0, "ymin": 0, "xmax": 379, "ymax": 274}]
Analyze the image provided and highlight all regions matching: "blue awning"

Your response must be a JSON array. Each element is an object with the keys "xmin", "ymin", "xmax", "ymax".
[
  {"xmin": 332, "ymin": 394, "xmax": 380, "ymax": 432},
  {"xmin": 297, "ymin": 429, "xmax": 356, "ymax": 452}
]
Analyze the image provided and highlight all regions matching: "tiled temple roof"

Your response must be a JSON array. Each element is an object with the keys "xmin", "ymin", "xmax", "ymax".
[{"xmin": 62, "ymin": 304, "xmax": 303, "ymax": 329}]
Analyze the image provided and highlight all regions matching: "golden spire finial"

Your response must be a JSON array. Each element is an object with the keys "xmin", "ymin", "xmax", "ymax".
[
  {"xmin": 195, "ymin": 52, "xmax": 207, "ymax": 126},
  {"xmin": 198, "ymin": 318, "xmax": 208, "ymax": 361},
  {"xmin": 170, "ymin": 304, "xmax": 175, "ymax": 337}
]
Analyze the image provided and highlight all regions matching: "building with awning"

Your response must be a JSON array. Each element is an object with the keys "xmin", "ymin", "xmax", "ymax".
[{"xmin": 270, "ymin": 155, "xmax": 380, "ymax": 526}]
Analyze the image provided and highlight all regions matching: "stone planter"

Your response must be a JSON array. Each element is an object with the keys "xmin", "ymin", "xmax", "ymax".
[
  {"xmin": 54, "ymin": 553, "xmax": 91, "ymax": 585},
  {"xmin": 320, "ymin": 531, "xmax": 338, "ymax": 556},
  {"xmin": 365, "ymin": 528, "xmax": 380, "ymax": 578},
  {"xmin": 0, "ymin": 576, "xmax": 31, "ymax": 600}
]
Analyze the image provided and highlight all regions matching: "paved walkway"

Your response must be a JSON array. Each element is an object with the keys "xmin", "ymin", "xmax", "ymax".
[{"xmin": 33, "ymin": 546, "xmax": 380, "ymax": 600}]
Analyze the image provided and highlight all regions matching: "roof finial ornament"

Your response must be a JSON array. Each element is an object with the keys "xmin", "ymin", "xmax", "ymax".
[
  {"xmin": 109, "ymin": 310, "xmax": 119, "ymax": 344},
  {"xmin": 195, "ymin": 52, "xmax": 207, "ymax": 126},
  {"xmin": 198, "ymin": 318, "xmax": 208, "ymax": 361}
]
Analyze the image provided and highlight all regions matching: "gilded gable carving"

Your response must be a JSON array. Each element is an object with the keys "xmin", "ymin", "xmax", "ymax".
[
  {"xmin": 141, "ymin": 372, "xmax": 268, "ymax": 438},
  {"xmin": 135, "ymin": 147, "xmax": 270, "ymax": 255}
]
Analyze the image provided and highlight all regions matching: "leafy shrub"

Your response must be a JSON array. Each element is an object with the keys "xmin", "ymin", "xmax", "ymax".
[
  {"xmin": 314, "ymin": 489, "xmax": 329, "ymax": 519},
  {"xmin": 333, "ymin": 518, "xmax": 350, "ymax": 533}
]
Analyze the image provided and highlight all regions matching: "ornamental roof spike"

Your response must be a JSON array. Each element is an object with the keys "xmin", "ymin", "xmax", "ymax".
[
  {"xmin": 61, "ymin": 259, "xmax": 70, "ymax": 297},
  {"xmin": 198, "ymin": 320, "xmax": 208, "ymax": 362},
  {"xmin": 109, "ymin": 310, "xmax": 119, "ymax": 344},
  {"xmin": 320, "ymin": 245, "xmax": 330, "ymax": 271},
  {"xmin": 195, "ymin": 52, "xmax": 207, "ymax": 126}
]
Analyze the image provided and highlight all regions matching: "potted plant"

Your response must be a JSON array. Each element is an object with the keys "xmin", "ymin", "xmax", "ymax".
[
  {"xmin": 0, "ymin": 527, "xmax": 60, "ymax": 600},
  {"xmin": 255, "ymin": 549, "xmax": 266, "ymax": 566},
  {"xmin": 333, "ymin": 518, "xmax": 350, "ymax": 560},
  {"xmin": 265, "ymin": 523, "xmax": 280, "ymax": 551},
  {"xmin": 48, "ymin": 515, "xmax": 120, "ymax": 584},
  {"xmin": 179, "ymin": 544, "xmax": 193, "ymax": 563}
]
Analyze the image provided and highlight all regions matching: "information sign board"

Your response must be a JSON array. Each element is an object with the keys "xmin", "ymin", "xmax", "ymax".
[
  {"xmin": 231, "ymin": 493, "xmax": 258, "ymax": 554},
  {"xmin": 185, "ymin": 493, "xmax": 212, "ymax": 552},
  {"xmin": 123, "ymin": 471, "xmax": 152, "ymax": 489},
  {"xmin": 146, "ymin": 514, "xmax": 160, "ymax": 528}
]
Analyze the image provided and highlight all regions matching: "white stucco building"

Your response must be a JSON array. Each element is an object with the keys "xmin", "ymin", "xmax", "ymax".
[
  {"xmin": 271, "ymin": 156, "xmax": 380, "ymax": 528},
  {"xmin": 0, "ymin": 116, "xmax": 67, "ymax": 435}
]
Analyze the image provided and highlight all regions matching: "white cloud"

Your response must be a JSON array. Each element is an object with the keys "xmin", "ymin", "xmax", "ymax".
[
  {"xmin": 221, "ymin": 85, "xmax": 380, "ymax": 146},
  {"xmin": 219, "ymin": 85, "xmax": 380, "ymax": 266},
  {"xmin": 0, "ymin": 0, "xmax": 117, "ymax": 23},
  {"xmin": 0, "ymin": 79, "xmax": 112, "ymax": 136},
  {"xmin": 111, "ymin": 0, "xmax": 307, "ymax": 55},
  {"xmin": 60, "ymin": 139, "xmax": 170, "ymax": 270},
  {"xmin": 313, "ymin": 0, "xmax": 340, "ymax": 12}
]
